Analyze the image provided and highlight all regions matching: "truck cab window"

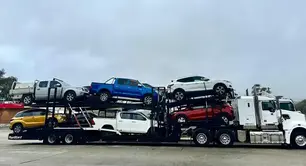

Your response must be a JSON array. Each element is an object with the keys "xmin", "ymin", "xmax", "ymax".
[
  {"xmin": 117, "ymin": 79, "xmax": 129, "ymax": 85},
  {"xmin": 129, "ymin": 80, "xmax": 139, "ymax": 86},
  {"xmin": 39, "ymin": 81, "xmax": 48, "ymax": 88},
  {"xmin": 280, "ymin": 102, "xmax": 295, "ymax": 111},
  {"xmin": 262, "ymin": 101, "xmax": 275, "ymax": 111},
  {"xmin": 120, "ymin": 113, "xmax": 132, "ymax": 119}
]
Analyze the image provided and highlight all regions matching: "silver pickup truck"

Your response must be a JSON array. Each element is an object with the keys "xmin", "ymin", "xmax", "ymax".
[{"xmin": 9, "ymin": 78, "xmax": 89, "ymax": 105}]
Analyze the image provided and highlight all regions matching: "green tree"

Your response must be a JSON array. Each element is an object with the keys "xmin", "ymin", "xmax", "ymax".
[
  {"xmin": 0, "ymin": 69, "xmax": 17, "ymax": 100},
  {"xmin": 296, "ymin": 99, "xmax": 306, "ymax": 114}
]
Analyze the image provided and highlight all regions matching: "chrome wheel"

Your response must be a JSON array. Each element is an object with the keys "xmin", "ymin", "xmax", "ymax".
[
  {"xmin": 23, "ymin": 96, "xmax": 32, "ymax": 105},
  {"xmin": 215, "ymin": 86, "xmax": 226, "ymax": 95},
  {"xmin": 196, "ymin": 133, "xmax": 208, "ymax": 145},
  {"xmin": 64, "ymin": 134, "xmax": 74, "ymax": 144},
  {"xmin": 13, "ymin": 124, "xmax": 22, "ymax": 134},
  {"xmin": 219, "ymin": 133, "xmax": 231, "ymax": 145},
  {"xmin": 66, "ymin": 93, "xmax": 75, "ymax": 102},
  {"xmin": 174, "ymin": 91, "xmax": 184, "ymax": 101},
  {"xmin": 177, "ymin": 116, "xmax": 186, "ymax": 123},
  {"xmin": 144, "ymin": 96, "xmax": 153, "ymax": 105},
  {"xmin": 100, "ymin": 93, "xmax": 109, "ymax": 102},
  {"xmin": 295, "ymin": 135, "xmax": 306, "ymax": 147}
]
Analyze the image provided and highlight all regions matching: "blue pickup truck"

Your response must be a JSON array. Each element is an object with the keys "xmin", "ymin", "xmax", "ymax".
[{"xmin": 89, "ymin": 77, "xmax": 159, "ymax": 105}]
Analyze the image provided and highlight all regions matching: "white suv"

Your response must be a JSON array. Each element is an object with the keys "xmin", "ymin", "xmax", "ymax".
[{"xmin": 167, "ymin": 76, "xmax": 233, "ymax": 101}]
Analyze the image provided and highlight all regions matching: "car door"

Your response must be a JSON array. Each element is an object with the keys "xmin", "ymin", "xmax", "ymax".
[
  {"xmin": 126, "ymin": 79, "xmax": 142, "ymax": 98},
  {"xmin": 198, "ymin": 106, "xmax": 213, "ymax": 120},
  {"xmin": 177, "ymin": 77, "xmax": 198, "ymax": 92},
  {"xmin": 130, "ymin": 113, "xmax": 148, "ymax": 133},
  {"xmin": 35, "ymin": 81, "xmax": 49, "ymax": 100},
  {"xmin": 21, "ymin": 110, "xmax": 36, "ymax": 128},
  {"xmin": 32, "ymin": 109, "xmax": 47, "ymax": 127},
  {"xmin": 113, "ymin": 78, "xmax": 130, "ymax": 97},
  {"xmin": 49, "ymin": 81, "xmax": 63, "ymax": 99},
  {"xmin": 116, "ymin": 113, "xmax": 132, "ymax": 133}
]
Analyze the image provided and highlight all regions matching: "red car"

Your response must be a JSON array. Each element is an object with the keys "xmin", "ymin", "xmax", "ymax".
[{"xmin": 170, "ymin": 103, "xmax": 234, "ymax": 124}]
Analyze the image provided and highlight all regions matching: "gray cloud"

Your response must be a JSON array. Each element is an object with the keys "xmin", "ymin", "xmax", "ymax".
[{"xmin": 0, "ymin": 0, "xmax": 306, "ymax": 100}]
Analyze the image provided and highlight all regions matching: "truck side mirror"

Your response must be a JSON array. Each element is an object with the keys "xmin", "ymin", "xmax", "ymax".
[{"xmin": 269, "ymin": 107, "xmax": 275, "ymax": 113}]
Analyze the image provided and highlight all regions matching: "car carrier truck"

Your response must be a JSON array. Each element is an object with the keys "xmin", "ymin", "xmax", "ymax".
[{"xmin": 7, "ymin": 85, "xmax": 306, "ymax": 149}]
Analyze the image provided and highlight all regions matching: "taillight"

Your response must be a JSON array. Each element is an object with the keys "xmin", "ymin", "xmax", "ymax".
[{"xmin": 90, "ymin": 119, "xmax": 95, "ymax": 125}]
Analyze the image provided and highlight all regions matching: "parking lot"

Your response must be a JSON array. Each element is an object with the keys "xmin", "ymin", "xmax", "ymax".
[{"xmin": 0, "ymin": 128, "xmax": 305, "ymax": 166}]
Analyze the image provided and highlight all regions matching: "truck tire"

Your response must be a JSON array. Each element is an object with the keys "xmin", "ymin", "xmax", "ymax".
[
  {"xmin": 63, "ymin": 133, "xmax": 76, "ymax": 145},
  {"xmin": 215, "ymin": 129, "xmax": 235, "ymax": 147},
  {"xmin": 290, "ymin": 131, "xmax": 306, "ymax": 149},
  {"xmin": 46, "ymin": 133, "xmax": 57, "ymax": 145},
  {"xmin": 193, "ymin": 129, "xmax": 212, "ymax": 146},
  {"xmin": 22, "ymin": 95, "xmax": 33, "ymax": 106},
  {"xmin": 64, "ymin": 91, "xmax": 76, "ymax": 103}
]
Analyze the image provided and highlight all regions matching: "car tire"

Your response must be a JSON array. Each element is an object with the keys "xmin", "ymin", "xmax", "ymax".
[
  {"xmin": 193, "ymin": 129, "xmax": 212, "ymax": 146},
  {"xmin": 176, "ymin": 115, "xmax": 188, "ymax": 124},
  {"xmin": 213, "ymin": 84, "xmax": 227, "ymax": 96},
  {"xmin": 173, "ymin": 89, "xmax": 185, "ymax": 101},
  {"xmin": 99, "ymin": 90, "xmax": 110, "ymax": 103},
  {"xmin": 22, "ymin": 95, "xmax": 33, "ymax": 106},
  {"xmin": 64, "ymin": 91, "xmax": 76, "ymax": 103},
  {"xmin": 46, "ymin": 118, "xmax": 58, "ymax": 128},
  {"xmin": 143, "ymin": 94, "xmax": 153, "ymax": 106},
  {"xmin": 216, "ymin": 129, "xmax": 235, "ymax": 147},
  {"xmin": 12, "ymin": 123, "xmax": 23, "ymax": 134}
]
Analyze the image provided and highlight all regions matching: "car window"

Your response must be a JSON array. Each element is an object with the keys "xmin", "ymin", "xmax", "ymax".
[
  {"xmin": 38, "ymin": 81, "xmax": 48, "ymax": 88},
  {"xmin": 129, "ymin": 80, "xmax": 139, "ymax": 86},
  {"xmin": 120, "ymin": 113, "xmax": 132, "ymax": 119},
  {"xmin": 193, "ymin": 76, "xmax": 206, "ymax": 81},
  {"xmin": 117, "ymin": 79, "xmax": 129, "ymax": 85},
  {"xmin": 22, "ymin": 111, "xmax": 33, "ymax": 117},
  {"xmin": 50, "ymin": 81, "xmax": 61, "ymax": 88},
  {"xmin": 14, "ymin": 111, "xmax": 24, "ymax": 117},
  {"xmin": 105, "ymin": 78, "xmax": 115, "ymax": 84},
  {"xmin": 32, "ymin": 109, "xmax": 46, "ymax": 116},
  {"xmin": 132, "ymin": 113, "xmax": 146, "ymax": 121},
  {"xmin": 177, "ymin": 77, "xmax": 194, "ymax": 82}
]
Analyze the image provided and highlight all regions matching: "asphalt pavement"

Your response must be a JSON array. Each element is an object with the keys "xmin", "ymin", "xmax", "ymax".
[{"xmin": 0, "ymin": 128, "xmax": 306, "ymax": 166}]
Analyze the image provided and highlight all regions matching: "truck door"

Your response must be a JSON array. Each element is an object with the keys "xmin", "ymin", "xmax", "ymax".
[
  {"xmin": 126, "ymin": 79, "xmax": 142, "ymax": 98},
  {"xmin": 35, "ymin": 81, "xmax": 49, "ymax": 100},
  {"xmin": 130, "ymin": 113, "xmax": 149, "ymax": 133},
  {"xmin": 50, "ymin": 80, "xmax": 63, "ymax": 99},
  {"xmin": 116, "ymin": 113, "xmax": 132, "ymax": 133},
  {"xmin": 260, "ymin": 101, "xmax": 279, "ymax": 127},
  {"xmin": 113, "ymin": 78, "xmax": 130, "ymax": 97}
]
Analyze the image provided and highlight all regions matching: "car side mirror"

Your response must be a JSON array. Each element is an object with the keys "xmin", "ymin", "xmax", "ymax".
[{"xmin": 56, "ymin": 83, "xmax": 62, "ymax": 87}]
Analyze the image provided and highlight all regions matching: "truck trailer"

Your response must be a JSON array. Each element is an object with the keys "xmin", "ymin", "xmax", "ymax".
[{"xmin": 7, "ymin": 86, "xmax": 306, "ymax": 149}]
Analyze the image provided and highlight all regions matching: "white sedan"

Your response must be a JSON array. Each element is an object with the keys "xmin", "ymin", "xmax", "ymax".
[{"xmin": 166, "ymin": 76, "xmax": 234, "ymax": 101}]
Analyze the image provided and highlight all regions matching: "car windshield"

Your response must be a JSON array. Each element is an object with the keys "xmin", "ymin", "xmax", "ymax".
[{"xmin": 143, "ymin": 83, "xmax": 153, "ymax": 88}]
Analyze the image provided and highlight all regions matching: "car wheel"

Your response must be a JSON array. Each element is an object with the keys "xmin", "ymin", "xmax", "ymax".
[
  {"xmin": 22, "ymin": 95, "xmax": 33, "ymax": 106},
  {"xmin": 143, "ymin": 95, "xmax": 153, "ymax": 106},
  {"xmin": 64, "ymin": 91, "xmax": 76, "ymax": 103},
  {"xmin": 99, "ymin": 91, "xmax": 110, "ymax": 102},
  {"xmin": 47, "ymin": 118, "xmax": 58, "ymax": 128},
  {"xmin": 176, "ymin": 115, "xmax": 187, "ymax": 124},
  {"xmin": 13, "ymin": 123, "xmax": 23, "ymax": 134},
  {"xmin": 173, "ymin": 89, "xmax": 185, "ymax": 101},
  {"xmin": 213, "ymin": 84, "xmax": 227, "ymax": 96}
]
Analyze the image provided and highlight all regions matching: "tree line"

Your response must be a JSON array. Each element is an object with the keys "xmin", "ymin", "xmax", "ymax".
[{"xmin": 0, "ymin": 68, "xmax": 306, "ymax": 114}]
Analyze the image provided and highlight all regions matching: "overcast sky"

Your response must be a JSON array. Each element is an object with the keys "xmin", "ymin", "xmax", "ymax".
[{"xmin": 0, "ymin": 0, "xmax": 305, "ymax": 100}]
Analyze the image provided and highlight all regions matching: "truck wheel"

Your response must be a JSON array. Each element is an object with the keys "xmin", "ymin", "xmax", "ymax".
[
  {"xmin": 22, "ymin": 95, "xmax": 33, "ymax": 106},
  {"xmin": 46, "ymin": 133, "xmax": 57, "ymax": 145},
  {"xmin": 64, "ymin": 91, "xmax": 76, "ymax": 103},
  {"xmin": 216, "ymin": 129, "xmax": 234, "ymax": 147},
  {"xmin": 63, "ymin": 133, "xmax": 76, "ymax": 145},
  {"xmin": 99, "ymin": 91, "xmax": 110, "ymax": 102},
  {"xmin": 193, "ymin": 129, "xmax": 212, "ymax": 146},
  {"xmin": 291, "ymin": 132, "xmax": 306, "ymax": 149},
  {"xmin": 13, "ymin": 123, "xmax": 23, "ymax": 134},
  {"xmin": 143, "ymin": 95, "xmax": 153, "ymax": 106}
]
